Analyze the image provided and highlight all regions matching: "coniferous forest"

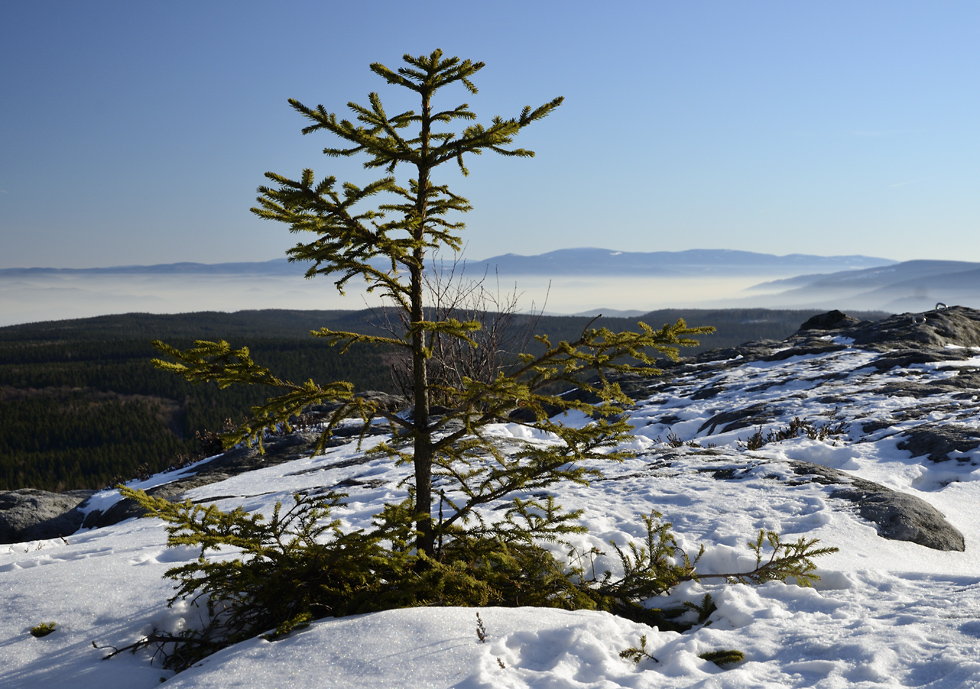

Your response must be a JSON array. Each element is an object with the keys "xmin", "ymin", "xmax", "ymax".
[{"xmin": 0, "ymin": 307, "xmax": 884, "ymax": 492}]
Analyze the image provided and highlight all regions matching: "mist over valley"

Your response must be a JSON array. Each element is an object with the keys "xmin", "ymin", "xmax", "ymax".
[{"xmin": 5, "ymin": 248, "xmax": 976, "ymax": 327}]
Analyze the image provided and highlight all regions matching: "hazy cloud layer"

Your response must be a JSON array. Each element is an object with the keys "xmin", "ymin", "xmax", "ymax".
[
  {"xmin": 7, "ymin": 265, "xmax": 980, "ymax": 327},
  {"xmin": 3, "ymin": 273, "xmax": 783, "ymax": 327}
]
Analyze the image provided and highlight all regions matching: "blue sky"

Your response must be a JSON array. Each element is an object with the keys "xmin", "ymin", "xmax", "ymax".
[{"xmin": 2, "ymin": 0, "xmax": 978, "ymax": 269}]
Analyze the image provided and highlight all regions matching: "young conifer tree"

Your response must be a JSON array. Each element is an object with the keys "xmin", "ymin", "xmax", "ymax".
[{"xmin": 153, "ymin": 50, "xmax": 711, "ymax": 558}]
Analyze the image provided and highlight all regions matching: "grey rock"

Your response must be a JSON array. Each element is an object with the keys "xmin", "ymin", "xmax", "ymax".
[
  {"xmin": 354, "ymin": 390, "xmax": 405, "ymax": 411},
  {"xmin": 691, "ymin": 340, "xmax": 786, "ymax": 367},
  {"xmin": 798, "ymin": 310, "xmax": 863, "ymax": 331},
  {"xmin": 897, "ymin": 425, "xmax": 980, "ymax": 463},
  {"xmin": 697, "ymin": 403, "xmax": 779, "ymax": 435},
  {"xmin": 763, "ymin": 342, "xmax": 848, "ymax": 361},
  {"xmin": 804, "ymin": 305, "xmax": 980, "ymax": 349},
  {"xmin": 630, "ymin": 452, "xmax": 966, "ymax": 552},
  {"xmin": 0, "ymin": 489, "xmax": 96, "ymax": 545},
  {"xmin": 868, "ymin": 350, "xmax": 949, "ymax": 371},
  {"xmin": 786, "ymin": 462, "xmax": 965, "ymax": 551}
]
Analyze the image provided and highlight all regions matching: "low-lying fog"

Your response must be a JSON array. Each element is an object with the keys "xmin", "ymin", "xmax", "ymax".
[
  {"xmin": 3, "ymin": 272, "xmax": 786, "ymax": 327},
  {"xmin": 6, "ymin": 266, "xmax": 978, "ymax": 327}
]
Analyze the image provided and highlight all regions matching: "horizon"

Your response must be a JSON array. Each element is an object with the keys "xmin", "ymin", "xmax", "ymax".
[
  {"xmin": 0, "ymin": 246, "xmax": 913, "ymax": 328},
  {"xmin": 0, "ymin": 246, "xmax": 902, "ymax": 273},
  {"xmin": 3, "ymin": 246, "xmax": 976, "ymax": 328},
  {"xmin": 2, "ymin": 2, "xmax": 979, "ymax": 270}
]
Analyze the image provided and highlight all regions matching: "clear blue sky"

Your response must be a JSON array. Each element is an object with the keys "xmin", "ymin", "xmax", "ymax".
[{"xmin": 2, "ymin": 0, "xmax": 978, "ymax": 269}]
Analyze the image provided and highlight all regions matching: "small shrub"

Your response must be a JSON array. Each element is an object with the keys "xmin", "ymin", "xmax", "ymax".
[
  {"xmin": 683, "ymin": 593, "xmax": 716, "ymax": 625},
  {"xmin": 30, "ymin": 622, "xmax": 56, "ymax": 638},
  {"xmin": 621, "ymin": 641, "xmax": 746, "ymax": 669},
  {"xmin": 572, "ymin": 512, "xmax": 837, "ymax": 627},
  {"xmin": 698, "ymin": 649, "xmax": 745, "ymax": 666},
  {"xmin": 106, "ymin": 489, "xmax": 836, "ymax": 670},
  {"xmin": 738, "ymin": 530, "xmax": 838, "ymax": 587},
  {"xmin": 621, "ymin": 636, "xmax": 744, "ymax": 669},
  {"xmin": 739, "ymin": 412, "xmax": 849, "ymax": 451},
  {"xmin": 619, "ymin": 634, "xmax": 658, "ymax": 664}
]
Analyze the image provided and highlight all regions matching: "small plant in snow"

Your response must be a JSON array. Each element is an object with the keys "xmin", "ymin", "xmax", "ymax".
[
  {"xmin": 30, "ymin": 622, "xmax": 56, "ymax": 638},
  {"xmin": 619, "ymin": 634, "xmax": 658, "ymax": 664},
  {"xmin": 698, "ymin": 649, "xmax": 746, "ymax": 666},
  {"xmin": 739, "ymin": 412, "xmax": 849, "ymax": 451}
]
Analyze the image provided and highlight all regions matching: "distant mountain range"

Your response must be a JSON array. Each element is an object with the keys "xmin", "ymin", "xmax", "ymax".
[
  {"xmin": 474, "ymin": 248, "xmax": 895, "ymax": 277},
  {"xmin": 0, "ymin": 258, "xmax": 304, "ymax": 277},
  {"xmin": 5, "ymin": 250, "xmax": 978, "ymax": 316},
  {"xmin": 745, "ymin": 260, "xmax": 980, "ymax": 313},
  {"xmin": 0, "ymin": 249, "xmax": 895, "ymax": 278}
]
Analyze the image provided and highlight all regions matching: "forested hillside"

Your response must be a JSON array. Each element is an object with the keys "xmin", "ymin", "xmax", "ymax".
[{"xmin": 0, "ymin": 308, "xmax": 885, "ymax": 491}]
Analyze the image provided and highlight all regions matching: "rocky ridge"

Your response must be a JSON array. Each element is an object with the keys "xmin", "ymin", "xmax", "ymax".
[{"xmin": 620, "ymin": 305, "xmax": 980, "ymax": 551}]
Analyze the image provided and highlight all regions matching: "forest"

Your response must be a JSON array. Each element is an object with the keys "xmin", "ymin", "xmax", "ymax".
[{"xmin": 0, "ymin": 307, "xmax": 884, "ymax": 492}]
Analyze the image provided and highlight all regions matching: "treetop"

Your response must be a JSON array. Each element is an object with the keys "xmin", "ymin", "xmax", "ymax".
[{"xmin": 369, "ymin": 49, "xmax": 485, "ymax": 95}]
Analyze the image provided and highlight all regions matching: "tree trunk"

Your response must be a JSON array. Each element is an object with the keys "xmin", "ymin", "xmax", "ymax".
[
  {"xmin": 411, "ymin": 260, "xmax": 434, "ymax": 555},
  {"xmin": 412, "ymin": 88, "xmax": 435, "ymax": 557}
]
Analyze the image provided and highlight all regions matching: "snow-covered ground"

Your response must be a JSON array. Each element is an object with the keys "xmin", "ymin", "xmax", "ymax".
[{"xmin": 3, "ymin": 330, "xmax": 980, "ymax": 688}]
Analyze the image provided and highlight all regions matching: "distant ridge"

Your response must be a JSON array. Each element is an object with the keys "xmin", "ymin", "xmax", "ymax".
[
  {"xmin": 8, "ymin": 251, "xmax": 976, "ymax": 319},
  {"xmin": 474, "ymin": 248, "xmax": 895, "ymax": 276},
  {"xmin": 0, "ymin": 258, "xmax": 303, "ymax": 276},
  {"xmin": 1, "ymin": 249, "xmax": 895, "ymax": 278},
  {"xmin": 744, "ymin": 259, "xmax": 980, "ymax": 312}
]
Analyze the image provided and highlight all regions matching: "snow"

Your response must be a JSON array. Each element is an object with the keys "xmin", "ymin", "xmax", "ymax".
[{"xmin": 3, "ymin": 341, "xmax": 980, "ymax": 688}]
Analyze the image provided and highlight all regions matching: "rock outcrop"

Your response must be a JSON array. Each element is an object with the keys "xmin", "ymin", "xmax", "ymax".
[
  {"xmin": 787, "ymin": 461, "xmax": 965, "ymax": 551},
  {"xmin": 628, "ymin": 306, "xmax": 980, "ymax": 551},
  {"xmin": 0, "ymin": 489, "xmax": 95, "ymax": 544}
]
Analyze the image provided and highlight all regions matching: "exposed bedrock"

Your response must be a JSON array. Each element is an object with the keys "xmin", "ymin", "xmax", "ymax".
[
  {"xmin": 0, "ymin": 489, "xmax": 95, "ymax": 545},
  {"xmin": 787, "ymin": 461, "xmax": 965, "ymax": 552}
]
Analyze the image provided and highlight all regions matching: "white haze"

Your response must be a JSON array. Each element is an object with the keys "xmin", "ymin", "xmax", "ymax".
[{"xmin": 3, "ymin": 273, "xmax": 801, "ymax": 327}]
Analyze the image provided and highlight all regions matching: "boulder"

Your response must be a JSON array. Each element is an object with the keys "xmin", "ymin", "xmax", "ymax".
[
  {"xmin": 697, "ymin": 403, "xmax": 779, "ymax": 435},
  {"xmin": 798, "ymin": 305, "xmax": 980, "ymax": 349},
  {"xmin": 798, "ymin": 310, "xmax": 862, "ymax": 331},
  {"xmin": 787, "ymin": 461, "xmax": 965, "ymax": 552},
  {"xmin": 896, "ymin": 424, "xmax": 980, "ymax": 463},
  {"xmin": 0, "ymin": 489, "xmax": 95, "ymax": 545}
]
